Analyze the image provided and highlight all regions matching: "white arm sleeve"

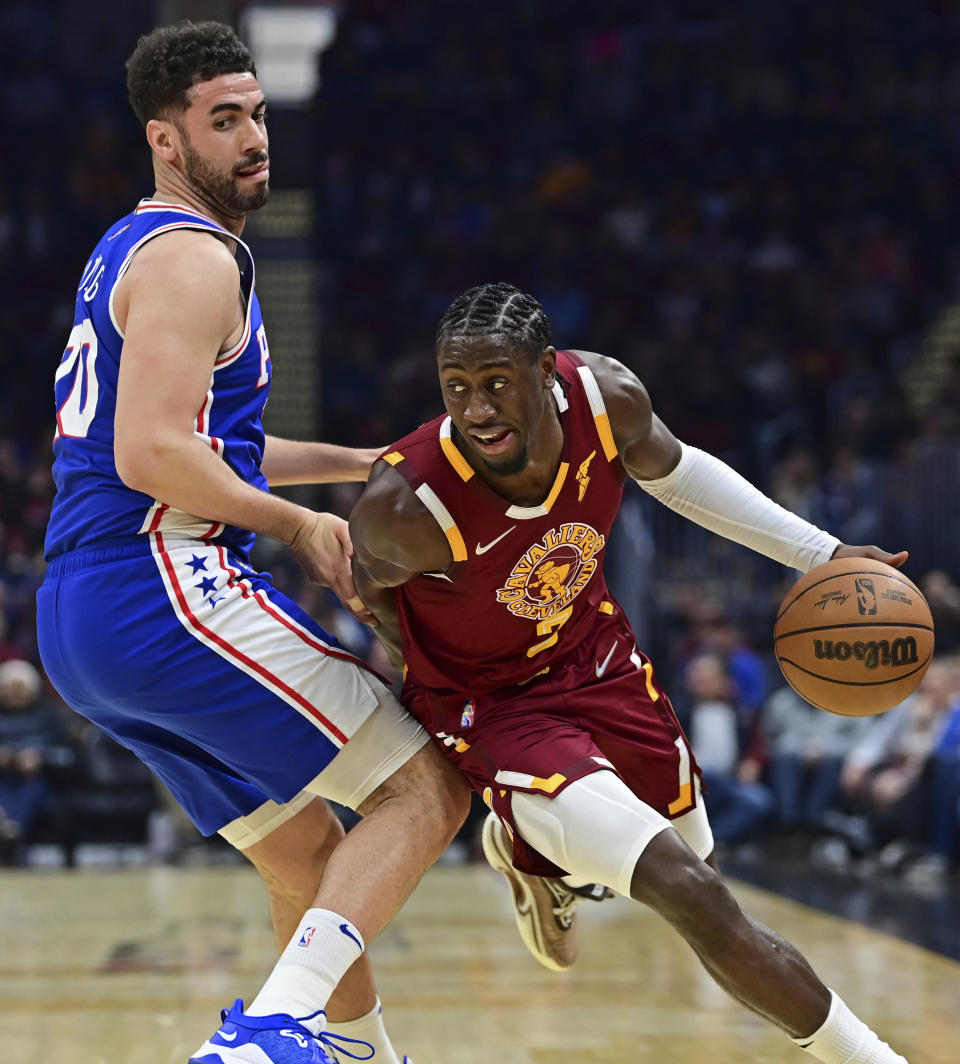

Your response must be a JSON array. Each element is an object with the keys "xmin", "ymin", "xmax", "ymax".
[{"xmin": 635, "ymin": 442, "xmax": 839, "ymax": 572}]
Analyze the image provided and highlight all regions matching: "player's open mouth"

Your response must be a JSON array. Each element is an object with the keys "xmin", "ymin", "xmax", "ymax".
[{"xmin": 470, "ymin": 428, "xmax": 514, "ymax": 453}]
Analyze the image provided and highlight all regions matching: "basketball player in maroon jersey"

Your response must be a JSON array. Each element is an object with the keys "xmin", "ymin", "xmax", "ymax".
[{"xmin": 349, "ymin": 283, "xmax": 912, "ymax": 1064}]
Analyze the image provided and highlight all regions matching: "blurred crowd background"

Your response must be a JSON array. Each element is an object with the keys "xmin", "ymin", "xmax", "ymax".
[{"xmin": 1, "ymin": 0, "xmax": 959, "ymax": 889}]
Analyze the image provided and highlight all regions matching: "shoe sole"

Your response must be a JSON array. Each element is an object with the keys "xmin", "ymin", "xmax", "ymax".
[{"xmin": 480, "ymin": 813, "xmax": 570, "ymax": 972}]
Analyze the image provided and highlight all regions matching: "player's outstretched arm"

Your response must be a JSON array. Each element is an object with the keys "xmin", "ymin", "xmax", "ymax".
[
  {"xmin": 577, "ymin": 349, "xmax": 906, "ymax": 572},
  {"xmin": 261, "ymin": 436, "xmax": 383, "ymax": 486},
  {"xmin": 349, "ymin": 462, "xmax": 453, "ymax": 666}
]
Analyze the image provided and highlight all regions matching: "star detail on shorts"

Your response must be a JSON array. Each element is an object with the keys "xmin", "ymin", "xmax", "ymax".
[
  {"xmin": 195, "ymin": 576, "xmax": 218, "ymax": 596},
  {"xmin": 187, "ymin": 554, "xmax": 208, "ymax": 574},
  {"xmin": 208, "ymin": 595, "xmax": 225, "ymax": 609}
]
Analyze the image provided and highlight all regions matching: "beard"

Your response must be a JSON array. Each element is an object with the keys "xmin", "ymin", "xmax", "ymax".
[
  {"xmin": 181, "ymin": 137, "xmax": 269, "ymax": 217},
  {"xmin": 479, "ymin": 444, "xmax": 528, "ymax": 478}
]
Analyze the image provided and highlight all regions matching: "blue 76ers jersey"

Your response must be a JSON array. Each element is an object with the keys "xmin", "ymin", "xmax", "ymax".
[{"xmin": 44, "ymin": 199, "xmax": 271, "ymax": 562}]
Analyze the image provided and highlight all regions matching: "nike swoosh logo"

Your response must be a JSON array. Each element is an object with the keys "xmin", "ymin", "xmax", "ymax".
[
  {"xmin": 476, "ymin": 526, "xmax": 516, "ymax": 555},
  {"xmin": 340, "ymin": 922, "xmax": 364, "ymax": 951},
  {"xmin": 218, "ymin": 1030, "xmax": 238, "ymax": 1042},
  {"xmin": 595, "ymin": 641, "xmax": 618, "ymax": 678},
  {"xmin": 424, "ymin": 571, "xmax": 453, "ymax": 581}
]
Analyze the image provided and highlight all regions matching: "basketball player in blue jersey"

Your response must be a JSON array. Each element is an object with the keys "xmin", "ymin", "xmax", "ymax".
[
  {"xmin": 350, "ymin": 283, "xmax": 915, "ymax": 1063},
  {"xmin": 36, "ymin": 21, "xmax": 469, "ymax": 1064}
]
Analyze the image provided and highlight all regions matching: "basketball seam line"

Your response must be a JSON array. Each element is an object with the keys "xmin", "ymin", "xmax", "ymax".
[
  {"xmin": 775, "ymin": 620, "xmax": 934, "ymax": 638},
  {"xmin": 776, "ymin": 653, "xmax": 933, "ymax": 686}
]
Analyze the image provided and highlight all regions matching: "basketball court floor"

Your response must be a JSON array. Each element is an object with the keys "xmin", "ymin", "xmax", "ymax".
[{"xmin": 2, "ymin": 855, "xmax": 958, "ymax": 1063}]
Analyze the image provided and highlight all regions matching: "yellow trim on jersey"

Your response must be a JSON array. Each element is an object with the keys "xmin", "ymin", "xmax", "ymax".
[
  {"xmin": 599, "ymin": 601, "xmax": 614, "ymax": 614},
  {"xmin": 454, "ymin": 739, "xmax": 471, "ymax": 753},
  {"xmin": 576, "ymin": 366, "xmax": 619, "ymax": 461},
  {"xmin": 542, "ymin": 461, "xmax": 569, "ymax": 511},
  {"xmin": 413, "ymin": 483, "xmax": 468, "ymax": 562},
  {"xmin": 668, "ymin": 782, "xmax": 694, "ymax": 815},
  {"xmin": 593, "ymin": 412, "xmax": 618, "ymax": 461},
  {"xmin": 439, "ymin": 418, "xmax": 475, "ymax": 482},
  {"xmin": 445, "ymin": 525, "xmax": 468, "ymax": 562},
  {"xmin": 530, "ymin": 772, "xmax": 567, "ymax": 794},
  {"xmin": 382, "ymin": 451, "xmax": 405, "ymax": 466},
  {"xmin": 494, "ymin": 769, "xmax": 567, "ymax": 794},
  {"xmin": 518, "ymin": 665, "xmax": 551, "ymax": 685},
  {"xmin": 503, "ymin": 458, "xmax": 569, "ymax": 519}
]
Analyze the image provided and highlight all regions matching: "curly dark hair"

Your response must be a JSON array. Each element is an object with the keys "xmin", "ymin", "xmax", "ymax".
[
  {"xmin": 435, "ymin": 282, "xmax": 553, "ymax": 362},
  {"xmin": 126, "ymin": 20, "xmax": 256, "ymax": 126}
]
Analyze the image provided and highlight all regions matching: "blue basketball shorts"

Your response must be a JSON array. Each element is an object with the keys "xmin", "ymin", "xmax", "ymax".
[{"xmin": 36, "ymin": 534, "xmax": 427, "ymax": 839}]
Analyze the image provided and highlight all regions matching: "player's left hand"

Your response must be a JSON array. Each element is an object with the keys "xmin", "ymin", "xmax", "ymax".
[
  {"xmin": 832, "ymin": 544, "xmax": 908, "ymax": 569},
  {"xmin": 289, "ymin": 511, "xmax": 377, "ymax": 624}
]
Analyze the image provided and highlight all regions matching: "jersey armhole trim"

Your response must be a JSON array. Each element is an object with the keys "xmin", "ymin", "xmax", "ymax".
[
  {"xmin": 576, "ymin": 365, "xmax": 619, "ymax": 462},
  {"xmin": 414, "ymin": 483, "xmax": 468, "ymax": 562},
  {"xmin": 107, "ymin": 218, "xmax": 256, "ymax": 371}
]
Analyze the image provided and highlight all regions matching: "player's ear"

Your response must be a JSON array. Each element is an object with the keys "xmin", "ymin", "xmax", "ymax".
[
  {"xmin": 540, "ymin": 346, "xmax": 557, "ymax": 389},
  {"xmin": 146, "ymin": 118, "xmax": 182, "ymax": 163}
]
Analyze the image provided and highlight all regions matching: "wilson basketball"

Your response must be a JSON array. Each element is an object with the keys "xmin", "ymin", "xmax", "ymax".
[{"xmin": 773, "ymin": 557, "xmax": 934, "ymax": 716}]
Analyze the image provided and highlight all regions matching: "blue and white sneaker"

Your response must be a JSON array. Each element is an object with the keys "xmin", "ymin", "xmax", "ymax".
[{"xmin": 189, "ymin": 1000, "xmax": 374, "ymax": 1064}]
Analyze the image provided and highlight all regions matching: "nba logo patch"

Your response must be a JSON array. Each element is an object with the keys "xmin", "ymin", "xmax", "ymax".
[
  {"xmin": 298, "ymin": 927, "xmax": 315, "ymax": 948},
  {"xmin": 460, "ymin": 699, "xmax": 475, "ymax": 728}
]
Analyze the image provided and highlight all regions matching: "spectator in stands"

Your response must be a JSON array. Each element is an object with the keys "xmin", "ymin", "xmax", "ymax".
[
  {"xmin": 0, "ymin": 659, "xmax": 73, "ymax": 862},
  {"xmin": 919, "ymin": 570, "xmax": 960, "ymax": 654},
  {"xmin": 923, "ymin": 665, "xmax": 960, "ymax": 880},
  {"xmin": 761, "ymin": 682, "xmax": 872, "ymax": 840},
  {"xmin": 838, "ymin": 660, "xmax": 956, "ymax": 872},
  {"xmin": 684, "ymin": 651, "xmax": 776, "ymax": 849}
]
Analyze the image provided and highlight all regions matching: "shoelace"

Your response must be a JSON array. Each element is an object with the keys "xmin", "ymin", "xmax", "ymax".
[
  {"xmin": 542, "ymin": 879, "xmax": 612, "ymax": 928},
  {"xmin": 542, "ymin": 879, "xmax": 581, "ymax": 928},
  {"xmin": 318, "ymin": 1032, "xmax": 375, "ymax": 1061},
  {"xmin": 295, "ymin": 1009, "xmax": 374, "ymax": 1062}
]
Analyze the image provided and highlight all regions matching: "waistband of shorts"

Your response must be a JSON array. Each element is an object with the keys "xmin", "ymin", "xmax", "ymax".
[{"xmin": 45, "ymin": 536, "xmax": 249, "ymax": 575}]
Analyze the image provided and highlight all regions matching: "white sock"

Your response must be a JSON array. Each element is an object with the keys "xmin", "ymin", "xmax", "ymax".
[
  {"xmin": 793, "ymin": 990, "xmax": 909, "ymax": 1064},
  {"xmin": 326, "ymin": 998, "xmax": 401, "ymax": 1063},
  {"xmin": 248, "ymin": 909, "xmax": 365, "ymax": 1035}
]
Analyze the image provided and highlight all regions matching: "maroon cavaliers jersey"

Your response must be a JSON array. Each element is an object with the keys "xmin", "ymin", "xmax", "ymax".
[{"xmin": 383, "ymin": 351, "xmax": 627, "ymax": 700}]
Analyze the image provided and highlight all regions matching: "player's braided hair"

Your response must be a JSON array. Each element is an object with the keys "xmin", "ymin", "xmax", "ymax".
[
  {"xmin": 436, "ymin": 283, "xmax": 553, "ymax": 361},
  {"xmin": 126, "ymin": 20, "xmax": 256, "ymax": 127}
]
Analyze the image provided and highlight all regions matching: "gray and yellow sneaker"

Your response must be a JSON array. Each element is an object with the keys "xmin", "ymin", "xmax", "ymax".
[{"xmin": 480, "ymin": 811, "xmax": 610, "ymax": 971}]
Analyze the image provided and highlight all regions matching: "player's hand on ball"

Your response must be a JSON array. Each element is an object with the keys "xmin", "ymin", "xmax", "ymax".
[
  {"xmin": 832, "ymin": 543, "xmax": 908, "ymax": 569},
  {"xmin": 289, "ymin": 511, "xmax": 376, "ymax": 624},
  {"xmin": 774, "ymin": 556, "xmax": 933, "ymax": 716}
]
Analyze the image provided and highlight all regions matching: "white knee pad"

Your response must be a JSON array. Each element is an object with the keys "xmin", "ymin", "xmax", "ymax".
[
  {"xmin": 511, "ymin": 770, "xmax": 715, "ymax": 897},
  {"xmin": 509, "ymin": 770, "xmax": 662, "ymax": 896}
]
